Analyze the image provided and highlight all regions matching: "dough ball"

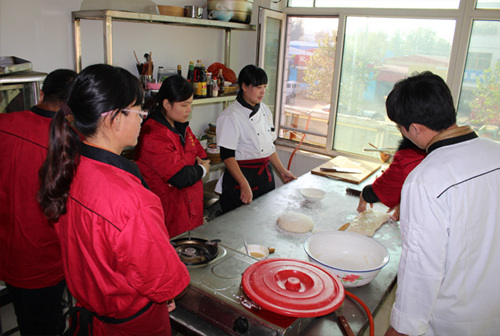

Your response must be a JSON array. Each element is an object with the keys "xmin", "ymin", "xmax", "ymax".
[{"xmin": 277, "ymin": 212, "xmax": 315, "ymax": 233}]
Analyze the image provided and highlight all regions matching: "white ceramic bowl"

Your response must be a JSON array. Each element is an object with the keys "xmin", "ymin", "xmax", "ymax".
[
  {"xmin": 240, "ymin": 244, "xmax": 269, "ymax": 260},
  {"xmin": 304, "ymin": 231, "xmax": 389, "ymax": 287},
  {"xmin": 300, "ymin": 188, "xmax": 326, "ymax": 203}
]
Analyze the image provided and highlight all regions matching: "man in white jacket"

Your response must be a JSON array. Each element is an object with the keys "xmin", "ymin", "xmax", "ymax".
[{"xmin": 384, "ymin": 71, "xmax": 500, "ymax": 336}]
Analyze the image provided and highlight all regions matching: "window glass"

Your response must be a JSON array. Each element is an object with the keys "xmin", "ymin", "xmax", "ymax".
[
  {"xmin": 279, "ymin": 17, "xmax": 339, "ymax": 148},
  {"xmin": 288, "ymin": 0, "xmax": 459, "ymax": 9},
  {"xmin": 457, "ymin": 20, "xmax": 500, "ymax": 141},
  {"xmin": 476, "ymin": 0, "xmax": 500, "ymax": 9},
  {"xmin": 334, "ymin": 17, "xmax": 456, "ymax": 157}
]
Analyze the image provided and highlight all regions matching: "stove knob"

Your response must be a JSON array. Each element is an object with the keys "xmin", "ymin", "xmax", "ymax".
[{"xmin": 233, "ymin": 316, "xmax": 249, "ymax": 334}]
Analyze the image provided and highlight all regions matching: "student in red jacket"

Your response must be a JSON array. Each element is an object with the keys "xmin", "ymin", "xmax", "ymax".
[
  {"xmin": 357, "ymin": 137, "xmax": 425, "ymax": 220},
  {"xmin": 0, "ymin": 69, "xmax": 76, "ymax": 335},
  {"xmin": 135, "ymin": 75, "xmax": 210, "ymax": 238},
  {"xmin": 37, "ymin": 64, "xmax": 190, "ymax": 335}
]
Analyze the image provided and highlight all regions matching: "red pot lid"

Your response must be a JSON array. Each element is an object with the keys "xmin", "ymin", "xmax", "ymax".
[{"xmin": 241, "ymin": 258, "xmax": 345, "ymax": 317}]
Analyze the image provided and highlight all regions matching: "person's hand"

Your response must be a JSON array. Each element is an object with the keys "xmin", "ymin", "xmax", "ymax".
[
  {"xmin": 385, "ymin": 326, "xmax": 408, "ymax": 336},
  {"xmin": 239, "ymin": 182, "xmax": 253, "ymax": 204},
  {"xmin": 388, "ymin": 204, "xmax": 400, "ymax": 221},
  {"xmin": 280, "ymin": 170, "xmax": 297, "ymax": 184},
  {"xmin": 196, "ymin": 156, "xmax": 210, "ymax": 172},
  {"xmin": 166, "ymin": 300, "xmax": 176, "ymax": 312},
  {"xmin": 357, "ymin": 194, "xmax": 372, "ymax": 213}
]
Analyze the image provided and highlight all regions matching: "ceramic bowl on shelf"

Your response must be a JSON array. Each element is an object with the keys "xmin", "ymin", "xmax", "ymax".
[
  {"xmin": 304, "ymin": 231, "xmax": 390, "ymax": 287},
  {"xmin": 300, "ymin": 188, "xmax": 326, "ymax": 203}
]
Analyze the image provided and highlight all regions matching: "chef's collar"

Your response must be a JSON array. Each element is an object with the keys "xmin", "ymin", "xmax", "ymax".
[
  {"xmin": 80, "ymin": 142, "xmax": 149, "ymax": 189},
  {"xmin": 237, "ymin": 93, "xmax": 260, "ymax": 118},
  {"xmin": 150, "ymin": 111, "xmax": 189, "ymax": 146},
  {"xmin": 30, "ymin": 106, "xmax": 56, "ymax": 119},
  {"xmin": 426, "ymin": 125, "xmax": 478, "ymax": 154}
]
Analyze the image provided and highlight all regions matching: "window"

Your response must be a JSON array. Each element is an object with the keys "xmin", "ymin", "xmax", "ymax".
[
  {"xmin": 277, "ymin": 1, "xmax": 500, "ymax": 159},
  {"xmin": 457, "ymin": 20, "xmax": 500, "ymax": 140}
]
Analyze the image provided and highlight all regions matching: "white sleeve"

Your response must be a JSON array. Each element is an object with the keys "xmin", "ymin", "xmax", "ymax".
[
  {"xmin": 390, "ymin": 178, "xmax": 448, "ymax": 335},
  {"xmin": 216, "ymin": 112, "xmax": 240, "ymax": 150}
]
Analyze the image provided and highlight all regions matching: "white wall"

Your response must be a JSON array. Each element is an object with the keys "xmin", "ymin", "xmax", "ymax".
[
  {"xmin": 0, "ymin": 0, "xmax": 261, "ymax": 136},
  {"xmin": 0, "ymin": 0, "xmax": 319, "ymax": 176}
]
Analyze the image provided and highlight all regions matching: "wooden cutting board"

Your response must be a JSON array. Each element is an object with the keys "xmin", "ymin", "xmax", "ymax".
[{"xmin": 311, "ymin": 156, "xmax": 381, "ymax": 184}]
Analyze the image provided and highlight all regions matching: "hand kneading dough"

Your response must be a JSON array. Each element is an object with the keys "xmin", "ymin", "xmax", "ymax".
[
  {"xmin": 277, "ymin": 212, "xmax": 315, "ymax": 233},
  {"xmin": 347, "ymin": 209, "xmax": 390, "ymax": 236}
]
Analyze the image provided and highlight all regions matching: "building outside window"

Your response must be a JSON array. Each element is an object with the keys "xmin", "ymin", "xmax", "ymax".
[{"xmin": 278, "ymin": 0, "xmax": 500, "ymax": 160}]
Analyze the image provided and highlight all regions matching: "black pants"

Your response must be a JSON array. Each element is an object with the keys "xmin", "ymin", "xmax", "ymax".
[
  {"xmin": 6, "ymin": 280, "xmax": 66, "ymax": 336},
  {"xmin": 220, "ymin": 165, "xmax": 275, "ymax": 213}
]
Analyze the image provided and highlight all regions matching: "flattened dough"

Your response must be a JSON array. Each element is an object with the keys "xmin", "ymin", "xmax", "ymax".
[
  {"xmin": 277, "ymin": 212, "xmax": 315, "ymax": 233},
  {"xmin": 347, "ymin": 209, "xmax": 390, "ymax": 236}
]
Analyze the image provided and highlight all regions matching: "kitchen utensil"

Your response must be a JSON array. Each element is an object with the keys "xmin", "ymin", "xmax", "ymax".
[
  {"xmin": 241, "ymin": 258, "xmax": 345, "ymax": 317},
  {"xmin": 311, "ymin": 155, "xmax": 380, "ymax": 184},
  {"xmin": 0, "ymin": 56, "xmax": 32, "ymax": 74},
  {"xmin": 300, "ymin": 188, "xmax": 326, "ymax": 203},
  {"xmin": 242, "ymin": 235, "xmax": 250, "ymax": 256},
  {"xmin": 184, "ymin": 5, "xmax": 201, "ymax": 18},
  {"xmin": 239, "ymin": 244, "xmax": 268, "ymax": 259},
  {"xmin": 335, "ymin": 304, "xmax": 355, "ymax": 336},
  {"xmin": 346, "ymin": 187, "xmax": 361, "ymax": 197},
  {"xmin": 338, "ymin": 223, "xmax": 350, "ymax": 231},
  {"xmin": 320, "ymin": 167, "xmax": 362, "ymax": 174},
  {"xmin": 304, "ymin": 231, "xmax": 390, "ymax": 287},
  {"xmin": 157, "ymin": 5, "xmax": 184, "ymax": 16},
  {"xmin": 171, "ymin": 237, "xmax": 220, "ymax": 265}
]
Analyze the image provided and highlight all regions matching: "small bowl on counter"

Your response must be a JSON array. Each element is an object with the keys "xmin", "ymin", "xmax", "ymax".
[
  {"xmin": 300, "ymin": 188, "xmax": 326, "ymax": 203},
  {"xmin": 304, "ymin": 231, "xmax": 389, "ymax": 287}
]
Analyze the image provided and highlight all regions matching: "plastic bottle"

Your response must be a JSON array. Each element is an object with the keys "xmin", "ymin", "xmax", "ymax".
[
  {"xmin": 199, "ymin": 64, "xmax": 207, "ymax": 98},
  {"xmin": 217, "ymin": 68, "xmax": 225, "ymax": 95},
  {"xmin": 193, "ymin": 60, "xmax": 202, "ymax": 97},
  {"xmin": 157, "ymin": 66, "xmax": 165, "ymax": 83},
  {"xmin": 187, "ymin": 61, "xmax": 194, "ymax": 83}
]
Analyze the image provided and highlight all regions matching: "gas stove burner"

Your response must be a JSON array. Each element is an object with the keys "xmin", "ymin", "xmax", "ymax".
[{"xmin": 171, "ymin": 237, "xmax": 220, "ymax": 266}]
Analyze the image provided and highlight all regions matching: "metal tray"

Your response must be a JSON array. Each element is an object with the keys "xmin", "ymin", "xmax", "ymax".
[{"xmin": 0, "ymin": 56, "xmax": 32, "ymax": 75}]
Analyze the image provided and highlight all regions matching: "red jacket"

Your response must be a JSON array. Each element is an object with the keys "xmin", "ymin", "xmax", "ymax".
[
  {"xmin": 372, "ymin": 147, "xmax": 426, "ymax": 208},
  {"xmin": 58, "ymin": 144, "xmax": 189, "ymax": 335},
  {"xmin": 135, "ymin": 116, "xmax": 207, "ymax": 238},
  {"xmin": 0, "ymin": 108, "xmax": 64, "ymax": 288}
]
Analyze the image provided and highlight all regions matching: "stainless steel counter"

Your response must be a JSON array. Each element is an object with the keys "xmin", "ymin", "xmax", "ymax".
[{"xmin": 172, "ymin": 170, "xmax": 401, "ymax": 335}]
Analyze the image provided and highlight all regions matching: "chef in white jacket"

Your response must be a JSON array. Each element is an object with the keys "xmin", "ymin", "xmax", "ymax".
[{"xmin": 384, "ymin": 71, "xmax": 500, "ymax": 336}]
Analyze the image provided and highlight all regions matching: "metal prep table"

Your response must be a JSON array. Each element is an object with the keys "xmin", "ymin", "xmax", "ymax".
[{"xmin": 171, "ymin": 168, "xmax": 401, "ymax": 335}]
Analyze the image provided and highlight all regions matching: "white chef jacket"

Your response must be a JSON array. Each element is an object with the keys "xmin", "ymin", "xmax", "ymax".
[
  {"xmin": 391, "ymin": 137, "xmax": 500, "ymax": 336},
  {"xmin": 215, "ymin": 99, "xmax": 277, "ymax": 193}
]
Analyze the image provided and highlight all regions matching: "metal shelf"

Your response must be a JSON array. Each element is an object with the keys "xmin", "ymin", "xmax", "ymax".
[
  {"xmin": 72, "ymin": 9, "xmax": 256, "ymax": 72},
  {"xmin": 192, "ymin": 94, "xmax": 236, "ymax": 106}
]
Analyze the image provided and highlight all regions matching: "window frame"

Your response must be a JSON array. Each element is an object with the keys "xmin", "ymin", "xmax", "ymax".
[{"xmin": 274, "ymin": 0, "xmax": 500, "ymax": 158}]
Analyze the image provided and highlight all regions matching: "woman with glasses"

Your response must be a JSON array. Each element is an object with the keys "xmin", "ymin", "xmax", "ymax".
[
  {"xmin": 37, "ymin": 64, "xmax": 190, "ymax": 335},
  {"xmin": 135, "ymin": 74, "xmax": 210, "ymax": 238}
]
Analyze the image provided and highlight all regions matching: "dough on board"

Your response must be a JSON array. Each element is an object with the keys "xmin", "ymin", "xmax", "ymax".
[
  {"xmin": 277, "ymin": 212, "xmax": 315, "ymax": 233},
  {"xmin": 347, "ymin": 209, "xmax": 391, "ymax": 236}
]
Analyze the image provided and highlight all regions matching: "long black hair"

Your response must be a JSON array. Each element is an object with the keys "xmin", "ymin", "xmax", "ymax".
[
  {"xmin": 386, "ymin": 71, "xmax": 456, "ymax": 132},
  {"xmin": 145, "ymin": 74, "xmax": 193, "ymax": 116},
  {"xmin": 38, "ymin": 64, "xmax": 143, "ymax": 221}
]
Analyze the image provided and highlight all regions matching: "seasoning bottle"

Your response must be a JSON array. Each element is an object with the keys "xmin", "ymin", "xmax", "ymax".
[
  {"xmin": 177, "ymin": 64, "xmax": 182, "ymax": 76},
  {"xmin": 212, "ymin": 78, "xmax": 219, "ymax": 97},
  {"xmin": 157, "ymin": 66, "xmax": 165, "ymax": 83},
  {"xmin": 199, "ymin": 64, "xmax": 207, "ymax": 98},
  {"xmin": 193, "ymin": 60, "xmax": 202, "ymax": 97},
  {"xmin": 207, "ymin": 72, "xmax": 213, "ymax": 97},
  {"xmin": 217, "ymin": 69, "xmax": 225, "ymax": 95},
  {"xmin": 187, "ymin": 61, "xmax": 194, "ymax": 83}
]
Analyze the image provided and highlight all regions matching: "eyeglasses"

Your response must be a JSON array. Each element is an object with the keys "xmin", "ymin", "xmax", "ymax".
[{"xmin": 101, "ymin": 109, "xmax": 149, "ymax": 120}]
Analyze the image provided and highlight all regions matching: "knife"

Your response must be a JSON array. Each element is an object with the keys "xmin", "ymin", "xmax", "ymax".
[
  {"xmin": 320, "ymin": 167, "xmax": 362, "ymax": 174},
  {"xmin": 335, "ymin": 304, "xmax": 355, "ymax": 336}
]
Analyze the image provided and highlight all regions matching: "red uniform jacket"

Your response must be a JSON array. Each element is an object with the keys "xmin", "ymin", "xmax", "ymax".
[
  {"xmin": 0, "ymin": 108, "xmax": 64, "ymax": 288},
  {"xmin": 58, "ymin": 144, "xmax": 190, "ymax": 335},
  {"xmin": 372, "ymin": 147, "xmax": 426, "ymax": 208},
  {"xmin": 135, "ymin": 114, "xmax": 207, "ymax": 238}
]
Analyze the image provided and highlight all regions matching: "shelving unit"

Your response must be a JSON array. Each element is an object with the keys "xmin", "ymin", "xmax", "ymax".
[{"xmin": 72, "ymin": 9, "xmax": 256, "ymax": 72}]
